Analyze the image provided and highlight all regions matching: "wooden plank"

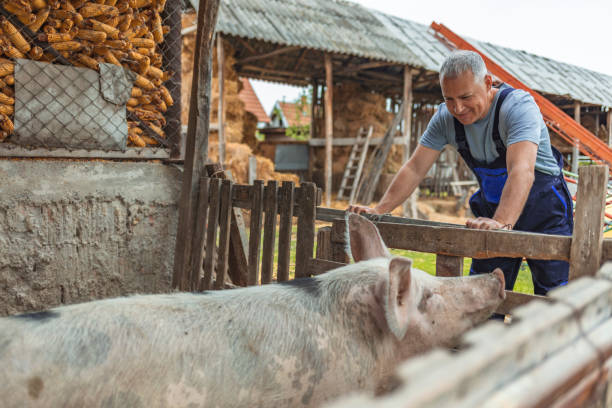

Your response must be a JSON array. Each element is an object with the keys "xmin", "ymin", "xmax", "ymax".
[
  {"xmin": 316, "ymin": 227, "xmax": 333, "ymax": 261},
  {"xmin": 217, "ymin": 33, "xmax": 225, "ymax": 165},
  {"xmin": 202, "ymin": 178, "xmax": 222, "ymax": 291},
  {"xmin": 277, "ymin": 181, "xmax": 295, "ymax": 282},
  {"xmin": 496, "ymin": 291, "xmax": 545, "ymax": 315},
  {"xmin": 402, "ymin": 66, "xmax": 415, "ymax": 218},
  {"xmin": 172, "ymin": 0, "xmax": 220, "ymax": 290},
  {"xmin": 435, "ymin": 254, "xmax": 463, "ymax": 277},
  {"xmin": 205, "ymin": 165, "xmax": 248, "ymax": 287},
  {"xmin": 317, "ymin": 207, "xmax": 458, "ymax": 226},
  {"xmin": 189, "ymin": 177, "xmax": 210, "ymax": 291},
  {"xmin": 331, "ymin": 219, "xmax": 572, "ymax": 261},
  {"xmin": 247, "ymin": 155, "xmax": 257, "ymax": 184},
  {"xmin": 307, "ymin": 135, "xmax": 408, "ymax": 147},
  {"xmin": 296, "ymin": 182, "xmax": 317, "ymax": 278},
  {"xmin": 570, "ymin": 165, "xmax": 608, "ymax": 279},
  {"xmin": 214, "ymin": 180, "xmax": 232, "ymax": 290},
  {"xmin": 229, "ymin": 184, "xmax": 318, "ymax": 212},
  {"xmin": 248, "ymin": 180, "xmax": 265, "ymax": 285},
  {"xmin": 602, "ymin": 240, "xmax": 612, "ymax": 264},
  {"xmin": 324, "ymin": 53, "xmax": 333, "ymax": 207},
  {"xmin": 309, "ymin": 258, "xmax": 346, "ymax": 276},
  {"xmin": 261, "ymin": 180, "xmax": 279, "ymax": 284}
]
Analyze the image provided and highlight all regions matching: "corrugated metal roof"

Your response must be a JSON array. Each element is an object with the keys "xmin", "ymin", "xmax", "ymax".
[{"xmin": 191, "ymin": 0, "xmax": 612, "ymax": 107}]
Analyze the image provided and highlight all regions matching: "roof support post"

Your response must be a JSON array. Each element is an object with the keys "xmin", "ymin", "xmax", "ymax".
[
  {"xmin": 324, "ymin": 53, "xmax": 333, "ymax": 207},
  {"xmin": 172, "ymin": 0, "xmax": 220, "ymax": 290},
  {"xmin": 607, "ymin": 110, "xmax": 612, "ymax": 147},
  {"xmin": 308, "ymin": 81, "xmax": 318, "ymax": 182},
  {"xmin": 402, "ymin": 66, "xmax": 416, "ymax": 218},
  {"xmin": 217, "ymin": 33, "xmax": 226, "ymax": 165},
  {"xmin": 572, "ymin": 102, "xmax": 581, "ymax": 174}
]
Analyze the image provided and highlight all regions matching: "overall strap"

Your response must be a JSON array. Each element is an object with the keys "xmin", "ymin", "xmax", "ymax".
[
  {"xmin": 453, "ymin": 85, "xmax": 516, "ymax": 166},
  {"xmin": 491, "ymin": 87, "xmax": 515, "ymax": 157}
]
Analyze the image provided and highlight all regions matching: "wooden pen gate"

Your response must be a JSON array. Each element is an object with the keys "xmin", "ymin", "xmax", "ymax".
[{"xmin": 188, "ymin": 167, "xmax": 320, "ymax": 291}]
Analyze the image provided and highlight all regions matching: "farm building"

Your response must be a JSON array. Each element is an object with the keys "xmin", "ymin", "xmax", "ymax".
[{"xmin": 184, "ymin": 0, "xmax": 612, "ymax": 207}]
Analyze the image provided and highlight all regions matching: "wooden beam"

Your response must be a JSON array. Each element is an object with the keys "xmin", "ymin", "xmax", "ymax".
[
  {"xmin": 324, "ymin": 53, "xmax": 333, "ymax": 207},
  {"xmin": 308, "ymin": 135, "xmax": 408, "ymax": 147},
  {"xmin": 572, "ymin": 102, "xmax": 580, "ymax": 174},
  {"xmin": 217, "ymin": 33, "xmax": 225, "ymax": 165},
  {"xmin": 236, "ymin": 36, "xmax": 257, "ymax": 55},
  {"xmin": 608, "ymin": 110, "xmax": 612, "ymax": 147},
  {"xmin": 241, "ymin": 64, "xmax": 311, "ymax": 79},
  {"xmin": 336, "ymin": 61, "xmax": 398, "ymax": 75},
  {"xmin": 402, "ymin": 66, "xmax": 415, "ymax": 218},
  {"xmin": 293, "ymin": 48, "xmax": 308, "ymax": 72},
  {"xmin": 172, "ymin": 0, "xmax": 220, "ymax": 290},
  {"xmin": 570, "ymin": 165, "xmax": 608, "ymax": 279},
  {"xmin": 237, "ymin": 45, "xmax": 300, "ymax": 64}
]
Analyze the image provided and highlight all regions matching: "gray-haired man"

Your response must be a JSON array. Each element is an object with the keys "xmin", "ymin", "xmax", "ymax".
[{"xmin": 349, "ymin": 50, "xmax": 573, "ymax": 295}]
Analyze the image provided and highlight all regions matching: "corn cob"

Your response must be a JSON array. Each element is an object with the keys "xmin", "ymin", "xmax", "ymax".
[
  {"xmin": 159, "ymin": 85, "xmax": 172, "ymax": 106},
  {"xmin": 75, "ymin": 28, "xmax": 106, "ymax": 42},
  {"xmin": 0, "ymin": 114, "xmax": 14, "ymax": 133},
  {"xmin": 134, "ymin": 73, "xmax": 153, "ymax": 90},
  {"xmin": 79, "ymin": 2, "xmax": 118, "ymax": 18},
  {"xmin": 30, "ymin": 0, "xmax": 48, "ymax": 10},
  {"xmin": 0, "ymin": 17, "xmax": 31, "ymax": 53},
  {"xmin": 3, "ymin": 1, "xmax": 32, "ymax": 17},
  {"xmin": 104, "ymin": 39, "xmax": 130, "ymax": 50},
  {"xmin": 0, "ymin": 61, "xmax": 14, "ymax": 77},
  {"xmin": 130, "ymin": 37, "xmax": 153, "ymax": 49},
  {"xmin": 27, "ymin": 7, "xmax": 49, "ymax": 31},
  {"xmin": 2, "ymin": 43, "xmax": 25, "ymax": 58},
  {"xmin": 76, "ymin": 52, "xmax": 98, "ymax": 69},
  {"xmin": 130, "ymin": 86, "xmax": 142, "ymax": 97},
  {"xmin": 0, "ymin": 103, "xmax": 12, "ymax": 116},
  {"xmin": 0, "ymin": 130, "xmax": 8, "ymax": 141},
  {"xmin": 0, "ymin": 92, "xmax": 14, "ymax": 105},
  {"xmin": 28, "ymin": 45, "xmax": 43, "ymax": 59},
  {"xmin": 2, "ymin": 85, "xmax": 13, "ymax": 97},
  {"xmin": 37, "ymin": 32, "xmax": 71, "ymax": 42},
  {"xmin": 101, "ymin": 47, "xmax": 119, "ymax": 65},
  {"xmin": 52, "ymin": 40, "xmax": 81, "ymax": 51},
  {"xmin": 82, "ymin": 18, "xmax": 119, "ymax": 39},
  {"xmin": 4, "ymin": 74, "xmax": 14, "ymax": 85}
]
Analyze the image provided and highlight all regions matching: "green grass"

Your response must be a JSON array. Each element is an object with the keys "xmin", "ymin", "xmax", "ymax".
[{"xmin": 389, "ymin": 249, "xmax": 534, "ymax": 294}]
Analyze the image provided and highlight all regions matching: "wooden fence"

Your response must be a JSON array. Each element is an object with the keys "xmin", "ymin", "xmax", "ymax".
[
  {"xmin": 313, "ymin": 165, "xmax": 612, "ymax": 315},
  {"xmin": 327, "ymin": 262, "xmax": 612, "ymax": 408},
  {"xmin": 189, "ymin": 168, "xmax": 320, "ymax": 291}
]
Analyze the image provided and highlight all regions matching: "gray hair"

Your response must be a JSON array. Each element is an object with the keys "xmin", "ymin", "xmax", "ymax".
[{"xmin": 439, "ymin": 50, "xmax": 487, "ymax": 83}]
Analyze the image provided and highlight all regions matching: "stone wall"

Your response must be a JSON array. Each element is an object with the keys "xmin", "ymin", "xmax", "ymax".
[{"xmin": 0, "ymin": 159, "xmax": 181, "ymax": 316}]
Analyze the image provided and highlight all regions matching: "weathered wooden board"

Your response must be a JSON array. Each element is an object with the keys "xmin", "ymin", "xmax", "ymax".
[
  {"xmin": 435, "ymin": 255, "xmax": 463, "ymax": 277},
  {"xmin": 189, "ymin": 177, "xmax": 210, "ymax": 291},
  {"xmin": 214, "ymin": 180, "xmax": 232, "ymax": 290},
  {"xmin": 296, "ymin": 183, "xmax": 317, "ymax": 278},
  {"xmin": 202, "ymin": 178, "xmax": 221, "ymax": 291},
  {"xmin": 277, "ymin": 181, "xmax": 294, "ymax": 282},
  {"xmin": 247, "ymin": 180, "xmax": 264, "ymax": 286},
  {"xmin": 261, "ymin": 181, "xmax": 279, "ymax": 284}
]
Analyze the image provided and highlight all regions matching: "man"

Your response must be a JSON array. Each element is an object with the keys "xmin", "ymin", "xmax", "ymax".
[{"xmin": 348, "ymin": 50, "xmax": 573, "ymax": 295}]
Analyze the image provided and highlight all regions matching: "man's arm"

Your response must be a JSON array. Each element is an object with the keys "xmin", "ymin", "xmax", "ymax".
[
  {"xmin": 349, "ymin": 144, "xmax": 441, "ymax": 214},
  {"xmin": 466, "ymin": 140, "xmax": 537, "ymax": 229}
]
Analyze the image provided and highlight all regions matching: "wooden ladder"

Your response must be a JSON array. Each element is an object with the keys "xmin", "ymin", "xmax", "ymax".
[{"xmin": 337, "ymin": 126, "xmax": 373, "ymax": 204}]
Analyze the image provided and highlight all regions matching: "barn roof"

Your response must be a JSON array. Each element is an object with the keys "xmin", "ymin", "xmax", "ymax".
[{"xmin": 191, "ymin": 0, "xmax": 612, "ymax": 107}]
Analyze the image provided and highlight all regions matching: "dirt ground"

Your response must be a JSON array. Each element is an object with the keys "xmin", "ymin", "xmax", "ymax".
[{"xmin": 328, "ymin": 195, "xmax": 469, "ymax": 225}]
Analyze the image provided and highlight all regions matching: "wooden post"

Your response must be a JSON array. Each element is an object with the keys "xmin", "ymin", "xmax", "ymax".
[
  {"xmin": 172, "ymin": 0, "xmax": 220, "ymax": 290},
  {"xmin": 214, "ymin": 179, "xmax": 232, "ymax": 290},
  {"xmin": 570, "ymin": 165, "xmax": 608, "ymax": 279},
  {"xmin": 402, "ymin": 67, "xmax": 416, "ymax": 218},
  {"xmin": 217, "ymin": 33, "xmax": 225, "ymax": 166},
  {"xmin": 189, "ymin": 177, "xmax": 210, "ymax": 291},
  {"xmin": 277, "ymin": 181, "xmax": 295, "ymax": 282},
  {"xmin": 316, "ymin": 227, "xmax": 333, "ymax": 261},
  {"xmin": 261, "ymin": 180, "xmax": 279, "ymax": 284},
  {"xmin": 308, "ymin": 81, "xmax": 317, "ymax": 181},
  {"xmin": 248, "ymin": 180, "xmax": 264, "ymax": 285},
  {"xmin": 202, "ymin": 178, "xmax": 222, "ymax": 291},
  {"xmin": 295, "ymin": 182, "xmax": 317, "ymax": 278},
  {"xmin": 608, "ymin": 110, "xmax": 612, "ymax": 147},
  {"xmin": 247, "ymin": 155, "xmax": 257, "ymax": 184},
  {"xmin": 572, "ymin": 102, "xmax": 580, "ymax": 174},
  {"xmin": 324, "ymin": 54, "xmax": 333, "ymax": 207},
  {"xmin": 436, "ymin": 254, "xmax": 463, "ymax": 277}
]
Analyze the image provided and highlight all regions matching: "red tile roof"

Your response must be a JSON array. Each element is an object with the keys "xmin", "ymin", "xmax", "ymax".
[
  {"xmin": 238, "ymin": 78, "xmax": 270, "ymax": 123},
  {"xmin": 277, "ymin": 100, "xmax": 311, "ymax": 127}
]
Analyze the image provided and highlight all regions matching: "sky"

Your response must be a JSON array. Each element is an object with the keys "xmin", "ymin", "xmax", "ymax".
[{"xmin": 251, "ymin": 0, "xmax": 612, "ymax": 115}]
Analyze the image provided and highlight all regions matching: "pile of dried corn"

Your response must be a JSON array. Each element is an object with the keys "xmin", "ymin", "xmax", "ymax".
[{"xmin": 0, "ymin": 0, "xmax": 174, "ymax": 147}]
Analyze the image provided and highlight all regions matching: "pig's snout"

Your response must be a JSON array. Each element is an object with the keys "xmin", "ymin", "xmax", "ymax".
[{"xmin": 491, "ymin": 268, "xmax": 506, "ymax": 300}]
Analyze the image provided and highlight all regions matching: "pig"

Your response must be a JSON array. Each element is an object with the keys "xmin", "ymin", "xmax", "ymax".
[{"xmin": 0, "ymin": 213, "xmax": 505, "ymax": 408}]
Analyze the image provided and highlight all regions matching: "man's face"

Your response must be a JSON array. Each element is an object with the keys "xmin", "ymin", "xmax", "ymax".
[{"xmin": 440, "ymin": 70, "xmax": 493, "ymax": 125}]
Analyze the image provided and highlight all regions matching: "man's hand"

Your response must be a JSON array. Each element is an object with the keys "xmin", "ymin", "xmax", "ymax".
[
  {"xmin": 347, "ymin": 205, "xmax": 381, "ymax": 215},
  {"xmin": 466, "ymin": 217, "xmax": 512, "ymax": 230}
]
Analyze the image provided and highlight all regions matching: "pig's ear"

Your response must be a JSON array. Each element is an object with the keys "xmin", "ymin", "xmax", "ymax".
[
  {"xmin": 346, "ymin": 213, "xmax": 391, "ymax": 262},
  {"xmin": 385, "ymin": 257, "xmax": 412, "ymax": 340}
]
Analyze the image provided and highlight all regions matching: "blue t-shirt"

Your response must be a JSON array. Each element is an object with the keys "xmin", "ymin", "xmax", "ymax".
[{"xmin": 420, "ymin": 84, "xmax": 560, "ymax": 176}]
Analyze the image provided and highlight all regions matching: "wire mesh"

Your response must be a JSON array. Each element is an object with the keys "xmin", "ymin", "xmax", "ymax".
[{"xmin": 0, "ymin": 0, "xmax": 181, "ymax": 155}]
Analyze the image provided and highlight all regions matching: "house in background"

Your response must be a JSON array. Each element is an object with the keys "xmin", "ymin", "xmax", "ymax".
[
  {"xmin": 238, "ymin": 77, "xmax": 270, "ymax": 128},
  {"xmin": 269, "ymin": 98, "xmax": 311, "ymax": 129}
]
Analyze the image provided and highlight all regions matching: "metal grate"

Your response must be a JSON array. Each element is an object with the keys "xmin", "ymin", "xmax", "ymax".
[{"xmin": 0, "ymin": 0, "xmax": 181, "ymax": 157}]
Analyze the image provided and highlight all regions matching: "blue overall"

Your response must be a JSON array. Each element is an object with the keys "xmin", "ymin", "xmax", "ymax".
[{"xmin": 454, "ymin": 87, "xmax": 574, "ymax": 295}]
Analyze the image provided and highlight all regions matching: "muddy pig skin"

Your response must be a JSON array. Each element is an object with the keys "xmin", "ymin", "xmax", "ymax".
[{"xmin": 0, "ymin": 214, "xmax": 505, "ymax": 407}]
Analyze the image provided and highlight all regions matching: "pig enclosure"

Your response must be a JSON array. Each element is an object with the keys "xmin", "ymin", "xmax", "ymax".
[{"xmin": 192, "ymin": 164, "xmax": 612, "ymax": 407}]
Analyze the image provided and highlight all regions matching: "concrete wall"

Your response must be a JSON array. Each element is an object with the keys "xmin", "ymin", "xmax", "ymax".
[{"xmin": 0, "ymin": 159, "xmax": 181, "ymax": 316}]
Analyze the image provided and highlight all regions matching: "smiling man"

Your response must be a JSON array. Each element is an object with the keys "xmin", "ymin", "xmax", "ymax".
[{"xmin": 348, "ymin": 50, "xmax": 573, "ymax": 295}]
